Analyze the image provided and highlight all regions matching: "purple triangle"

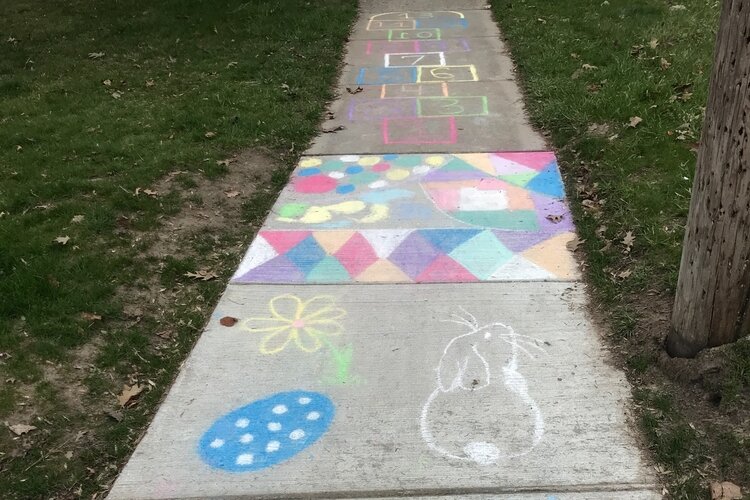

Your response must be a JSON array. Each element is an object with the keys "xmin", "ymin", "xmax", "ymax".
[{"xmin": 233, "ymin": 255, "xmax": 304, "ymax": 283}]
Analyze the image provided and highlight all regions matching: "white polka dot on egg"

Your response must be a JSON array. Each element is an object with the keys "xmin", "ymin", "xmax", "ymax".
[
  {"xmin": 328, "ymin": 171, "xmax": 345, "ymax": 179},
  {"xmin": 298, "ymin": 397, "xmax": 311, "ymax": 405},
  {"xmin": 236, "ymin": 453, "xmax": 254, "ymax": 465},
  {"xmin": 268, "ymin": 422, "xmax": 282, "ymax": 431},
  {"xmin": 235, "ymin": 418, "xmax": 249, "ymax": 428},
  {"xmin": 272, "ymin": 404, "xmax": 288, "ymax": 414},
  {"xmin": 210, "ymin": 439, "xmax": 224, "ymax": 448},
  {"xmin": 289, "ymin": 429, "xmax": 305, "ymax": 440},
  {"xmin": 266, "ymin": 440, "xmax": 280, "ymax": 453},
  {"xmin": 307, "ymin": 411, "xmax": 320, "ymax": 421},
  {"xmin": 239, "ymin": 433, "xmax": 253, "ymax": 444}
]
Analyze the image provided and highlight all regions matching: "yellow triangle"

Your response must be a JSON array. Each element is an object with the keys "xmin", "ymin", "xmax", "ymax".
[
  {"xmin": 455, "ymin": 153, "xmax": 496, "ymax": 176},
  {"xmin": 313, "ymin": 230, "xmax": 354, "ymax": 254},
  {"xmin": 356, "ymin": 259, "xmax": 412, "ymax": 283},
  {"xmin": 522, "ymin": 232, "xmax": 581, "ymax": 279}
]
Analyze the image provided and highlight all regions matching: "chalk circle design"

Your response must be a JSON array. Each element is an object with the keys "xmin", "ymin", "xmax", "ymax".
[{"xmin": 198, "ymin": 390, "xmax": 335, "ymax": 472}]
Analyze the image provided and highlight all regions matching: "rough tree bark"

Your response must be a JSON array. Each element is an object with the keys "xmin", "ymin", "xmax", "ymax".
[{"xmin": 667, "ymin": 0, "xmax": 750, "ymax": 357}]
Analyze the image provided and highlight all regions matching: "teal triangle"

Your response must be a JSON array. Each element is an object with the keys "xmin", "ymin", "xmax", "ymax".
[
  {"xmin": 419, "ymin": 229, "xmax": 483, "ymax": 253},
  {"xmin": 391, "ymin": 155, "xmax": 423, "ymax": 168},
  {"xmin": 439, "ymin": 158, "xmax": 481, "ymax": 172},
  {"xmin": 306, "ymin": 256, "xmax": 351, "ymax": 283},
  {"xmin": 524, "ymin": 164, "xmax": 565, "ymax": 198},
  {"xmin": 448, "ymin": 231, "xmax": 513, "ymax": 280}
]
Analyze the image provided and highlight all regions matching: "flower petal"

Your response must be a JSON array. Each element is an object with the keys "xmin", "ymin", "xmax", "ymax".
[
  {"xmin": 259, "ymin": 327, "xmax": 294, "ymax": 355},
  {"xmin": 294, "ymin": 329, "xmax": 324, "ymax": 353},
  {"xmin": 269, "ymin": 294, "xmax": 304, "ymax": 321},
  {"xmin": 301, "ymin": 296, "xmax": 346, "ymax": 322},
  {"xmin": 241, "ymin": 317, "xmax": 289, "ymax": 333},
  {"xmin": 303, "ymin": 322, "xmax": 343, "ymax": 338}
]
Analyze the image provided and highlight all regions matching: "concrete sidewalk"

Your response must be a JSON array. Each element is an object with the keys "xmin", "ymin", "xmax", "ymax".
[{"xmin": 109, "ymin": 3, "xmax": 660, "ymax": 499}]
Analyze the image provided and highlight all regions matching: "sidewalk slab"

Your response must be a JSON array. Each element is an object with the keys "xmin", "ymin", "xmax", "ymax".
[
  {"xmin": 309, "ymin": 82, "xmax": 544, "ymax": 154},
  {"xmin": 108, "ymin": 282, "xmax": 655, "ymax": 500},
  {"xmin": 340, "ymin": 38, "xmax": 515, "ymax": 84},
  {"xmin": 351, "ymin": 10, "xmax": 502, "ymax": 40}
]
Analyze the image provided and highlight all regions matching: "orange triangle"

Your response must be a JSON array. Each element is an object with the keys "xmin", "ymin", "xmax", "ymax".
[
  {"xmin": 522, "ymin": 232, "xmax": 580, "ymax": 279},
  {"xmin": 356, "ymin": 259, "xmax": 412, "ymax": 283},
  {"xmin": 455, "ymin": 153, "xmax": 496, "ymax": 176},
  {"xmin": 313, "ymin": 230, "xmax": 355, "ymax": 254}
]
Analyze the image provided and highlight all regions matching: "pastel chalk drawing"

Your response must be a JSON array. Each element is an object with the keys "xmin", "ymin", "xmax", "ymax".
[
  {"xmin": 241, "ymin": 295, "xmax": 358, "ymax": 384},
  {"xmin": 420, "ymin": 308, "xmax": 545, "ymax": 465},
  {"xmin": 198, "ymin": 391, "xmax": 334, "ymax": 472}
]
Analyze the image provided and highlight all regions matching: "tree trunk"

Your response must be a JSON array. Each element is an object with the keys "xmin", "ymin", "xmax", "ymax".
[{"xmin": 668, "ymin": 0, "xmax": 750, "ymax": 358}]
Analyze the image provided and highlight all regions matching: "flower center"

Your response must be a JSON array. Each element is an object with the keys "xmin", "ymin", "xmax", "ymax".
[{"xmin": 292, "ymin": 319, "xmax": 305, "ymax": 328}]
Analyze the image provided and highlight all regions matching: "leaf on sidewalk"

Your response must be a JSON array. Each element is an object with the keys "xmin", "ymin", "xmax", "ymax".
[{"xmin": 220, "ymin": 316, "xmax": 239, "ymax": 327}]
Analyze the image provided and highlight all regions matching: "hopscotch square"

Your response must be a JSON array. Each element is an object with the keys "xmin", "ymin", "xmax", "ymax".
[
  {"xmin": 356, "ymin": 67, "xmax": 418, "ymax": 85},
  {"xmin": 382, "ymin": 117, "xmax": 457, "ymax": 145},
  {"xmin": 367, "ymin": 19, "xmax": 416, "ymax": 30},
  {"xmin": 388, "ymin": 29, "xmax": 441, "ymax": 41},
  {"xmin": 380, "ymin": 83, "xmax": 449, "ymax": 98},
  {"xmin": 416, "ymin": 96, "xmax": 489, "ymax": 118},
  {"xmin": 348, "ymin": 98, "xmax": 418, "ymax": 122},
  {"xmin": 417, "ymin": 65, "xmax": 478, "ymax": 83},
  {"xmin": 384, "ymin": 52, "xmax": 446, "ymax": 68}
]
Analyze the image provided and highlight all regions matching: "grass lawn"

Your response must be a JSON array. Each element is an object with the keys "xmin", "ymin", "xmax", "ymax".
[
  {"xmin": 491, "ymin": 0, "xmax": 749, "ymax": 497},
  {"xmin": 0, "ymin": 0, "xmax": 357, "ymax": 497}
]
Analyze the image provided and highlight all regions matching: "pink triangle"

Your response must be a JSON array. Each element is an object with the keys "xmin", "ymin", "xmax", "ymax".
[
  {"xmin": 415, "ymin": 254, "xmax": 478, "ymax": 283},
  {"xmin": 494, "ymin": 152, "xmax": 556, "ymax": 171},
  {"xmin": 260, "ymin": 230, "xmax": 312, "ymax": 254}
]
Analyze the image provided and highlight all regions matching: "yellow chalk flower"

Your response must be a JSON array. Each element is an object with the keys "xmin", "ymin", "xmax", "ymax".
[{"xmin": 242, "ymin": 295, "xmax": 346, "ymax": 354}]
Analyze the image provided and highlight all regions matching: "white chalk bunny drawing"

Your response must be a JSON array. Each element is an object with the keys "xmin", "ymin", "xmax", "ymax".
[{"xmin": 420, "ymin": 307, "xmax": 546, "ymax": 465}]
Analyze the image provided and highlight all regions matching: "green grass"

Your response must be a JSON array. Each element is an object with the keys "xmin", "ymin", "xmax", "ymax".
[
  {"xmin": 0, "ymin": 1, "xmax": 357, "ymax": 497},
  {"xmin": 491, "ymin": 0, "xmax": 749, "ymax": 496}
]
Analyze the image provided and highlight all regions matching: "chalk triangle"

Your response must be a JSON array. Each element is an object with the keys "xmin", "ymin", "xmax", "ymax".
[
  {"xmin": 360, "ymin": 229, "xmax": 413, "ymax": 258},
  {"xmin": 455, "ymin": 153, "xmax": 496, "ymax": 176},
  {"xmin": 356, "ymin": 259, "xmax": 412, "ymax": 282},
  {"xmin": 234, "ymin": 255, "xmax": 304, "ymax": 283},
  {"xmin": 498, "ymin": 172, "xmax": 538, "ymax": 187},
  {"xmin": 261, "ymin": 231, "xmax": 312, "ymax": 253},
  {"xmin": 419, "ymin": 229, "xmax": 483, "ymax": 253},
  {"xmin": 524, "ymin": 164, "xmax": 565, "ymax": 198},
  {"xmin": 232, "ymin": 235, "xmax": 278, "ymax": 280},
  {"xmin": 489, "ymin": 255, "xmax": 555, "ymax": 280},
  {"xmin": 495, "ymin": 151, "xmax": 556, "ymax": 171},
  {"xmin": 415, "ymin": 254, "xmax": 478, "ymax": 283},
  {"xmin": 522, "ymin": 232, "xmax": 580, "ymax": 280},
  {"xmin": 313, "ymin": 230, "xmax": 355, "ymax": 254},
  {"xmin": 306, "ymin": 256, "xmax": 351, "ymax": 283},
  {"xmin": 439, "ymin": 157, "xmax": 482, "ymax": 173}
]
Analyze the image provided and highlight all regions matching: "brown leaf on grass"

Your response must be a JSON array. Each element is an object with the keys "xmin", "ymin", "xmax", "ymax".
[
  {"xmin": 80, "ymin": 312, "xmax": 102, "ymax": 321},
  {"xmin": 616, "ymin": 269, "xmax": 632, "ymax": 279},
  {"xmin": 581, "ymin": 63, "xmax": 598, "ymax": 70},
  {"xmin": 105, "ymin": 409, "xmax": 123, "ymax": 422},
  {"xmin": 71, "ymin": 215, "xmax": 85, "ymax": 223},
  {"xmin": 622, "ymin": 231, "xmax": 636, "ymax": 253},
  {"xmin": 216, "ymin": 159, "xmax": 232, "ymax": 167},
  {"xmin": 628, "ymin": 116, "xmax": 643, "ymax": 128},
  {"xmin": 111, "ymin": 91, "xmax": 122, "ymax": 99},
  {"xmin": 102, "ymin": 79, "xmax": 112, "ymax": 86},
  {"xmin": 54, "ymin": 236, "xmax": 70, "ymax": 245},
  {"xmin": 185, "ymin": 269, "xmax": 218, "ymax": 281},
  {"xmin": 8, "ymin": 423, "xmax": 37, "ymax": 436},
  {"xmin": 660, "ymin": 57, "xmax": 671, "ymax": 70},
  {"xmin": 224, "ymin": 190, "xmax": 240, "ymax": 198},
  {"xmin": 345, "ymin": 86, "xmax": 363, "ymax": 94},
  {"xmin": 546, "ymin": 214, "xmax": 564, "ymax": 223},
  {"xmin": 710, "ymin": 482, "xmax": 743, "ymax": 500},
  {"xmin": 649, "ymin": 38, "xmax": 659, "ymax": 49},
  {"xmin": 117, "ymin": 384, "xmax": 144, "ymax": 407},
  {"xmin": 595, "ymin": 225, "xmax": 608, "ymax": 238},
  {"xmin": 88, "ymin": 52, "xmax": 105, "ymax": 59},
  {"xmin": 587, "ymin": 123, "xmax": 610, "ymax": 136},
  {"xmin": 581, "ymin": 199, "xmax": 601, "ymax": 213},
  {"xmin": 566, "ymin": 236, "xmax": 583, "ymax": 252},
  {"xmin": 145, "ymin": 79, "xmax": 155, "ymax": 87},
  {"xmin": 204, "ymin": 131, "xmax": 217, "ymax": 139},
  {"xmin": 135, "ymin": 187, "xmax": 158, "ymax": 197},
  {"xmin": 220, "ymin": 316, "xmax": 239, "ymax": 327}
]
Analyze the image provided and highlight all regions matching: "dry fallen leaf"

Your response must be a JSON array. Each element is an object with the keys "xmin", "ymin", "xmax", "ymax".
[
  {"xmin": 118, "ymin": 384, "xmax": 144, "ymax": 407},
  {"xmin": 111, "ymin": 91, "xmax": 122, "ymax": 99},
  {"xmin": 220, "ymin": 316, "xmax": 239, "ymax": 327},
  {"xmin": 185, "ymin": 269, "xmax": 218, "ymax": 281},
  {"xmin": 204, "ymin": 131, "xmax": 217, "ymax": 138},
  {"xmin": 546, "ymin": 214, "xmax": 564, "ymax": 223},
  {"xmin": 71, "ymin": 214, "xmax": 85, "ymax": 223},
  {"xmin": 581, "ymin": 63, "xmax": 598, "ymax": 70},
  {"xmin": 88, "ymin": 52, "xmax": 105, "ymax": 59},
  {"xmin": 649, "ymin": 38, "xmax": 659, "ymax": 50},
  {"xmin": 80, "ymin": 312, "xmax": 102, "ymax": 321},
  {"xmin": 322, "ymin": 125, "xmax": 345, "ymax": 133},
  {"xmin": 628, "ymin": 116, "xmax": 643, "ymax": 128},
  {"xmin": 141, "ymin": 188, "xmax": 158, "ymax": 197},
  {"xmin": 566, "ymin": 236, "xmax": 583, "ymax": 252},
  {"xmin": 345, "ymin": 86, "xmax": 363, "ymax": 94},
  {"xmin": 224, "ymin": 190, "xmax": 240, "ymax": 198},
  {"xmin": 8, "ymin": 423, "xmax": 37, "ymax": 436},
  {"xmin": 145, "ymin": 79, "xmax": 155, "ymax": 87},
  {"xmin": 102, "ymin": 79, "xmax": 112, "ymax": 86},
  {"xmin": 616, "ymin": 270, "xmax": 632, "ymax": 279},
  {"xmin": 54, "ymin": 236, "xmax": 70, "ymax": 245},
  {"xmin": 216, "ymin": 158, "xmax": 233, "ymax": 167},
  {"xmin": 622, "ymin": 231, "xmax": 636, "ymax": 252},
  {"xmin": 660, "ymin": 57, "xmax": 671, "ymax": 70},
  {"xmin": 710, "ymin": 481, "xmax": 742, "ymax": 500}
]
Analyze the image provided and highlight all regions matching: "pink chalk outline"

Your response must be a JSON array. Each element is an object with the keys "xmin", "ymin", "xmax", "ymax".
[{"xmin": 382, "ymin": 117, "xmax": 458, "ymax": 145}]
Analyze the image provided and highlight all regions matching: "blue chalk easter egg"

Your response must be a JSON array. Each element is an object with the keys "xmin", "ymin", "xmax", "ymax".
[{"xmin": 198, "ymin": 390, "xmax": 335, "ymax": 472}]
